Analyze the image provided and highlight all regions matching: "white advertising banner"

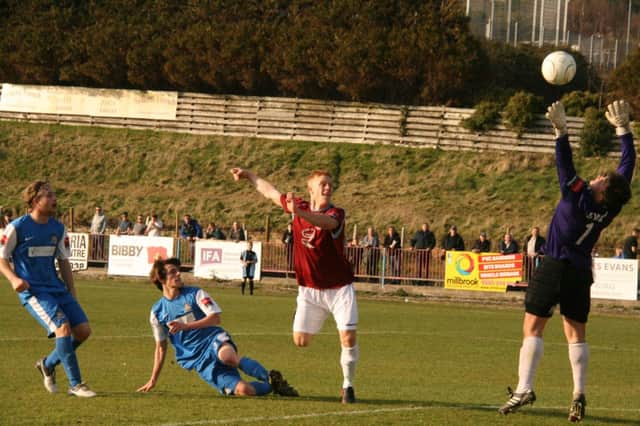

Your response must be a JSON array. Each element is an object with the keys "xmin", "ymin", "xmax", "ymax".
[
  {"xmin": 592, "ymin": 258, "xmax": 638, "ymax": 301},
  {"xmin": 68, "ymin": 232, "xmax": 89, "ymax": 271},
  {"xmin": 108, "ymin": 236, "xmax": 174, "ymax": 277},
  {"xmin": 194, "ymin": 240, "xmax": 262, "ymax": 280},
  {"xmin": 0, "ymin": 83, "xmax": 178, "ymax": 120}
]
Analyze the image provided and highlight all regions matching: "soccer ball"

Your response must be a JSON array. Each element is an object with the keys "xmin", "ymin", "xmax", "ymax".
[{"xmin": 541, "ymin": 51, "xmax": 576, "ymax": 85}]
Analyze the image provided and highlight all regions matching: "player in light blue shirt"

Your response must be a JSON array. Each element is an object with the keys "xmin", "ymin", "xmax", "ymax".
[
  {"xmin": 137, "ymin": 257, "xmax": 298, "ymax": 397},
  {"xmin": 0, "ymin": 181, "xmax": 95, "ymax": 397}
]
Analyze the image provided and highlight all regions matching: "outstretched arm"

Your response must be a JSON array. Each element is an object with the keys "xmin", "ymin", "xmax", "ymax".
[
  {"xmin": 605, "ymin": 100, "xmax": 636, "ymax": 182},
  {"xmin": 230, "ymin": 168, "xmax": 282, "ymax": 207},
  {"xmin": 137, "ymin": 340, "xmax": 168, "ymax": 392},
  {"xmin": 546, "ymin": 101, "xmax": 577, "ymax": 190}
]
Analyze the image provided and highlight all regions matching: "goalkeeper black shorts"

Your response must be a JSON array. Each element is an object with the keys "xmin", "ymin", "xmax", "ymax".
[{"xmin": 525, "ymin": 256, "xmax": 593, "ymax": 324}]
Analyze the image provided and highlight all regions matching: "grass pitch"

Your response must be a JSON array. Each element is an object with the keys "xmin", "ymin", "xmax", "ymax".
[{"xmin": 0, "ymin": 276, "xmax": 638, "ymax": 425}]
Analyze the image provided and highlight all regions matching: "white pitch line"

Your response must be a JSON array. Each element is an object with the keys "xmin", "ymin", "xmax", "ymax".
[
  {"xmin": 155, "ymin": 404, "xmax": 640, "ymax": 426},
  {"xmin": 0, "ymin": 332, "xmax": 638, "ymax": 352}
]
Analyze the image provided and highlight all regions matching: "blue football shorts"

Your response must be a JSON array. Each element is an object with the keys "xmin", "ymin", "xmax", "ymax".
[
  {"xmin": 196, "ymin": 329, "xmax": 242, "ymax": 395},
  {"xmin": 22, "ymin": 290, "xmax": 89, "ymax": 337}
]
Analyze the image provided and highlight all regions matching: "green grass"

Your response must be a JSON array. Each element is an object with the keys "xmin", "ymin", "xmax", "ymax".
[
  {"xmin": 0, "ymin": 276, "xmax": 638, "ymax": 425},
  {"xmin": 1, "ymin": 120, "xmax": 639, "ymax": 251}
]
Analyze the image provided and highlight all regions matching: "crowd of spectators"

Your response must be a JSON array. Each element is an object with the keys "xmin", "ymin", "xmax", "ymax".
[
  {"xmin": 85, "ymin": 206, "xmax": 247, "ymax": 242},
  {"xmin": 58, "ymin": 206, "xmax": 640, "ymax": 276}
]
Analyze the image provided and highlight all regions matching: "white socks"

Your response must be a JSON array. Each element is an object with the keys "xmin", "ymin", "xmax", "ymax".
[
  {"xmin": 340, "ymin": 345, "xmax": 359, "ymax": 388},
  {"xmin": 516, "ymin": 336, "xmax": 544, "ymax": 393},
  {"xmin": 568, "ymin": 342, "xmax": 589, "ymax": 396}
]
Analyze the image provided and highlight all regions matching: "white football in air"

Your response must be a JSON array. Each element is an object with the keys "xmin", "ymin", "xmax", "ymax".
[{"xmin": 541, "ymin": 51, "xmax": 576, "ymax": 85}]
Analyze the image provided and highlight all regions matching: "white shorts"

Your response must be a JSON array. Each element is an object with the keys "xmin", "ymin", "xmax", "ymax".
[{"xmin": 293, "ymin": 284, "xmax": 358, "ymax": 334}]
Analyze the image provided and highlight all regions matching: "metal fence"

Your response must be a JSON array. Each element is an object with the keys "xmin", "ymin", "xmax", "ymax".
[{"xmin": 87, "ymin": 234, "xmax": 538, "ymax": 287}]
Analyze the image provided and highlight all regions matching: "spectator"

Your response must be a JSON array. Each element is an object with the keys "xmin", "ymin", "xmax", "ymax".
[
  {"xmin": 281, "ymin": 222, "xmax": 294, "ymax": 271},
  {"xmin": 440, "ymin": 225, "xmax": 465, "ymax": 260},
  {"xmin": 410, "ymin": 223, "xmax": 436, "ymax": 281},
  {"xmin": 132, "ymin": 215, "xmax": 146, "ymax": 236},
  {"xmin": 523, "ymin": 227, "xmax": 546, "ymax": 257},
  {"xmin": 471, "ymin": 231, "xmax": 491, "ymax": 253},
  {"xmin": 229, "ymin": 221, "xmax": 246, "ymax": 242},
  {"xmin": 115, "ymin": 212, "xmax": 132, "ymax": 236},
  {"xmin": 613, "ymin": 246, "xmax": 624, "ymax": 259},
  {"xmin": 179, "ymin": 215, "xmax": 202, "ymax": 241},
  {"xmin": 523, "ymin": 226, "xmax": 546, "ymax": 272},
  {"xmin": 383, "ymin": 226, "xmax": 401, "ymax": 279},
  {"xmin": 499, "ymin": 233, "xmax": 519, "ymax": 255},
  {"xmin": 240, "ymin": 241, "xmax": 258, "ymax": 295},
  {"xmin": 145, "ymin": 214, "xmax": 164, "ymax": 237},
  {"xmin": 360, "ymin": 227, "xmax": 379, "ymax": 278},
  {"xmin": 622, "ymin": 227, "xmax": 639, "ymax": 259},
  {"xmin": 346, "ymin": 237, "xmax": 363, "ymax": 275},
  {"xmin": 204, "ymin": 222, "xmax": 226, "ymax": 240},
  {"xmin": 89, "ymin": 206, "xmax": 106, "ymax": 234},
  {"xmin": 89, "ymin": 206, "xmax": 107, "ymax": 260}
]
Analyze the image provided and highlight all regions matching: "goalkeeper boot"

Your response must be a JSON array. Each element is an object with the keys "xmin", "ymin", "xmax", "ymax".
[
  {"xmin": 269, "ymin": 370, "xmax": 299, "ymax": 397},
  {"xmin": 568, "ymin": 393, "xmax": 586, "ymax": 423},
  {"xmin": 498, "ymin": 386, "xmax": 536, "ymax": 415},
  {"xmin": 341, "ymin": 386, "xmax": 356, "ymax": 404},
  {"xmin": 35, "ymin": 357, "xmax": 58, "ymax": 393}
]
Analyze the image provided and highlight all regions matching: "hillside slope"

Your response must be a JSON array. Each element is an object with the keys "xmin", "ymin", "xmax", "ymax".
[{"xmin": 0, "ymin": 121, "xmax": 637, "ymax": 252}]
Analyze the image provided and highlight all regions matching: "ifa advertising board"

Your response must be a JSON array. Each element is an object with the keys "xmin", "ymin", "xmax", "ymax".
[
  {"xmin": 591, "ymin": 258, "xmax": 638, "ymax": 301},
  {"xmin": 193, "ymin": 240, "xmax": 262, "ymax": 280},
  {"xmin": 444, "ymin": 251, "xmax": 523, "ymax": 293},
  {"xmin": 107, "ymin": 236, "xmax": 174, "ymax": 277}
]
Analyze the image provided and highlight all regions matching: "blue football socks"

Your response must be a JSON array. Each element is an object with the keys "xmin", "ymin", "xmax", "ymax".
[
  {"xmin": 54, "ymin": 336, "xmax": 82, "ymax": 387},
  {"xmin": 239, "ymin": 357, "xmax": 269, "ymax": 382}
]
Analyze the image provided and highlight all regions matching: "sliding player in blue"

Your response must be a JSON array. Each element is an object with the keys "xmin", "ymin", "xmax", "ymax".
[
  {"xmin": 0, "ymin": 181, "xmax": 96, "ymax": 397},
  {"xmin": 499, "ymin": 100, "xmax": 635, "ymax": 422},
  {"xmin": 138, "ymin": 257, "xmax": 298, "ymax": 398}
]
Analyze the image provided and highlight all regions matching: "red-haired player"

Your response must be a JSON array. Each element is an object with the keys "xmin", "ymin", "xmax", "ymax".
[{"xmin": 231, "ymin": 168, "xmax": 358, "ymax": 404}]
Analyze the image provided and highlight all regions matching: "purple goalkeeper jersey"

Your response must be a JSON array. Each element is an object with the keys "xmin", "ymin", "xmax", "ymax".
[{"xmin": 544, "ymin": 133, "xmax": 635, "ymax": 271}]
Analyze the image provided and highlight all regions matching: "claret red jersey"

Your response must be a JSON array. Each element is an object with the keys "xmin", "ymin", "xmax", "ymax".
[{"xmin": 280, "ymin": 194, "xmax": 354, "ymax": 289}]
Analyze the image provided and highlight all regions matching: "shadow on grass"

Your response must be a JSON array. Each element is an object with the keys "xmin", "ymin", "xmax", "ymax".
[{"xmin": 110, "ymin": 391, "xmax": 637, "ymax": 424}]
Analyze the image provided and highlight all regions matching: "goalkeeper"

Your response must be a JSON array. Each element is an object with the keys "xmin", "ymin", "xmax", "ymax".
[{"xmin": 499, "ymin": 100, "xmax": 635, "ymax": 422}]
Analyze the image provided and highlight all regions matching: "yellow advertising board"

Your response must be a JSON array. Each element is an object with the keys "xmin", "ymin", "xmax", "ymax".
[{"xmin": 444, "ymin": 251, "xmax": 523, "ymax": 292}]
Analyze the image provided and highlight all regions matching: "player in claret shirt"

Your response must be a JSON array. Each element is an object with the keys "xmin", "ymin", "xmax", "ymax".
[
  {"xmin": 499, "ymin": 100, "xmax": 635, "ymax": 422},
  {"xmin": 138, "ymin": 257, "xmax": 297, "ymax": 398},
  {"xmin": 0, "ymin": 181, "xmax": 96, "ymax": 397},
  {"xmin": 231, "ymin": 167, "xmax": 358, "ymax": 404}
]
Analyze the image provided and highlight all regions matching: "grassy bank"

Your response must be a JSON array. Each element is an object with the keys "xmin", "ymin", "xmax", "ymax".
[{"xmin": 0, "ymin": 120, "xmax": 637, "ymax": 252}]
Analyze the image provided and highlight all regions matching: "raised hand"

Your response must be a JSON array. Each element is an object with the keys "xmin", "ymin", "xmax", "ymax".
[
  {"xmin": 545, "ymin": 101, "xmax": 567, "ymax": 138},
  {"xmin": 605, "ymin": 100, "xmax": 632, "ymax": 136}
]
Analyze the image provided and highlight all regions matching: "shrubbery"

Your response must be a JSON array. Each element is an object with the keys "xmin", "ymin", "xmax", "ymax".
[
  {"xmin": 580, "ymin": 107, "xmax": 613, "ymax": 157},
  {"xmin": 461, "ymin": 101, "xmax": 503, "ymax": 132},
  {"xmin": 560, "ymin": 91, "xmax": 601, "ymax": 117},
  {"xmin": 502, "ymin": 92, "xmax": 544, "ymax": 136}
]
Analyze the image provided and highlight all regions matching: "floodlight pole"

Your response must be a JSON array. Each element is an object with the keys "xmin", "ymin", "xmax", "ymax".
[
  {"xmin": 539, "ymin": 0, "xmax": 545, "ymax": 46},
  {"xmin": 532, "ymin": 0, "xmax": 538, "ymax": 43},
  {"xmin": 626, "ymin": 0, "xmax": 632, "ymax": 56},
  {"xmin": 563, "ymin": 0, "xmax": 570, "ymax": 45},
  {"xmin": 555, "ymin": 0, "xmax": 561, "ymax": 46},
  {"xmin": 506, "ymin": 0, "xmax": 512, "ymax": 43}
]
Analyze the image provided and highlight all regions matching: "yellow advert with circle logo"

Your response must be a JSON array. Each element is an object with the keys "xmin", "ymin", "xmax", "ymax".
[{"xmin": 445, "ymin": 251, "xmax": 523, "ymax": 292}]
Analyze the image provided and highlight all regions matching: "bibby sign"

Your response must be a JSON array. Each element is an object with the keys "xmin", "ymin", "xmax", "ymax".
[{"xmin": 107, "ymin": 235, "xmax": 174, "ymax": 277}]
